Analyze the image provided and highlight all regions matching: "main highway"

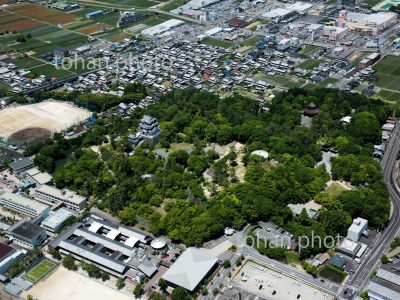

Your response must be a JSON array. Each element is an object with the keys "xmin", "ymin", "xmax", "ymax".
[{"xmin": 342, "ymin": 125, "xmax": 400, "ymax": 296}]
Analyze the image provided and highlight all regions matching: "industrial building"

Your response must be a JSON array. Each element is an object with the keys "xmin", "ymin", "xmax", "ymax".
[
  {"xmin": 6, "ymin": 219, "xmax": 47, "ymax": 249},
  {"xmin": 347, "ymin": 217, "xmax": 368, "ymax": 242},
  {"xmin": 141, "ymin": 19, "xmax": 185, "ymax": 37},
  {"xmin": 34, "ymin": 185, "xmax": 87, "ymax": 211},
  {"xmin": 41, "ymin": 208, "xmax": 73, "ymax": 233},
  {"xmin": 86, "ymin": 10, "xmax": 104, "ymax": 19},
  {"xmin": 286, "ymin": 2, "xmax": 313, "ymax": 14},
  {"xmin": 25, "ymin": 167, "xmax": 53, "ymax": 186},
  {"xmin": 0, "ymin": 192, "xmax": 50, "ymax": 220},
  {"xmin": 49, "ymin": 216, "xmax": 152, "ymax": 277},
  {"xmin": 339, "ymin": 11, "xmax": 397, "ymax": 35},
  {"xmin": 162, "ymin": 247, "xmax": 218, "ymax": 291},
  {"xmin": 263, "ymin": 8, "xmax": 294, "ymax": 22},
  {"xmin": 170, "ymin": 0, "xmax": 222, "ymax": 14}
]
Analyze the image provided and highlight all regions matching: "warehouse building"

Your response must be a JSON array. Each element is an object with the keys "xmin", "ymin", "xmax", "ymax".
[
  {"xmin": 6, "ymin": 219, "xmax": 47, "ymax": 249},
  {"xmin": 340, "ymin": 11, "xmax": 397, "ymax": 35},
  {"xmin": 286, "ymin": 2, "xmax": 313, "ymax": 14},
  {"xmin": 162, "ymin": 248, "xmax": 218, "ymax": 291},
  {"xmin": 0, "ymin": 192, "xmax": 50, "ymax": 220},
  {"xmin": 86, "ymin": 10, "xmax": 104, "ymax": 19},
  {"xmin": 34, "ymin": 185, "xmax": 87, "ymax": 212},
  {"xmin": 141, "ymin": 19, "xmax": 185, "ymax": 37},
  {"xmin": 170, "ymin": 0, "xmax": 222, "ymax": 14}
]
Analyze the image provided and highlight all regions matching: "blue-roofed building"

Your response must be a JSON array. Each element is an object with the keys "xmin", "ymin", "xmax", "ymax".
[{"xmin": 86, "ymin": 10, "xmax": 104, "ymax": 19}]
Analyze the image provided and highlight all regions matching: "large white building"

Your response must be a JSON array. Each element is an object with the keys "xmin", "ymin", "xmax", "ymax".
[
  {"xmin": 170, "ymin": 0, "xmax": 222, "ymax": 14},
  {"xmin": 34, "ymin": 185, "xmax": 87, "ymax": 211},
  {"xmin": 286, "ymin": 2, "xmax": 313, "ymax": 14},
  {"xmin": 0, "ymin": 192, "xmax": 50, "ymax": 219},
  {"xmin": 141, "ymin": 19, "xmax": 185, "ymax": 37},
  {"xmin": 41, "ymin": 208, "xmax": 73, "ymax": 233},
  {"xmin": 340, "ymin": 11, "xmax": 397, "ymax": 35},
  {"xmin": 347, "ymin": 217, "xmax": 368, "ymax": 242}
]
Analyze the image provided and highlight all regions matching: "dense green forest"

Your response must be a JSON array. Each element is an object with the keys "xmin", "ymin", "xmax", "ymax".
[{"xmin": 25, "ymin": 87, "xmax": 391, "ymax": 256}]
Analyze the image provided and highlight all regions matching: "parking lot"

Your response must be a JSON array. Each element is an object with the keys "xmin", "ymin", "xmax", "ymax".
[{"xmin": 232, "ymin": 261, "xmax": 335, "ymax": 300}]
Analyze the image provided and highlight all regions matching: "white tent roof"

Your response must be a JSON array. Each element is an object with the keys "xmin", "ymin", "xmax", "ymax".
[
  {"xmin": 88, "ymin": 221, "xmax": 102, "ymax": 233},
  {"xmin": 125, "ymin": 236, "xmax": 140, "ymax": 247},
  {"xmin": 106, "ymin": 229, "xmax": 120, "ymax": 240},
  {"xmin": 162, "ymin": 248, "xmax": 217, "ymax": 291}
]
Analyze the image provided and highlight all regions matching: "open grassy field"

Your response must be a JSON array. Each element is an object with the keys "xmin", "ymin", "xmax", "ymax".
[
  {"xmin": 23, "ymin": 260, "xmax": 56, "ymax": 283},
  {"xmin": 373, "ymin": 55, "xmax": 400, "ymax": 92},
  {"xmin": 201, "ymin": 38, "xmax": 232, "ymax": 49},
  {"xmin": 95, "ymin": 0, "xmax": 158, "ymax": 8},
  {"xmin": 325, "ymin": 182, "xmax": 347, "ymax": 198},
  {"xmin": 298, "ymin": 59, "xmax": 324, "ymax": 70},
  {"xmin": 161, "ymin": 0, "xmax": 188, "ymax": 11},
  {"xmin": 29, "ymin": 64, "xmax": 75, "ymax": 79},
  {"xmin": 299, "ymin": 45, "xmax": 321, "ymax": 56},
  {"xmin": 242, "ymin": 35, "xmax": 263, "ymax": 47},
  {"xmin": 265, "ymin": 75, "xmax": 304, "ymax": 89},
  {"xmin": 322, "ymin": 77, "xmax": 338, "ymax": 87},
  {"xmin": 255, "ymin": 72, "xmax": 304, "ymax": 89},
  {"xmin": 374, "ymin": 90, "xmax": 400, "ymax": 110}
]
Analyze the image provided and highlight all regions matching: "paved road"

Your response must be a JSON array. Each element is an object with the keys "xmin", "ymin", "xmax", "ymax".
[{"xmin": 342, "ymin": 125, "xmax": 400, "ymax": 296}]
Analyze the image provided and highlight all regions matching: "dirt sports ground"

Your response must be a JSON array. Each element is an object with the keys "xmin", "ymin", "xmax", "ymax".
[
  {"xmin": 22, "ymin": 267, "xmax": 139, "ymax": 300},
  {"xmin": 0, "ymin": 100, "xmax": 91, "ymax": 144}
]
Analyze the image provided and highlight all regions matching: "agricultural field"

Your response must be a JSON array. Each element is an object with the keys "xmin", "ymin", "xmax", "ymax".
[
  {"xmin": 373, "ymin": 55, "xmax": 400, "ymax": 93},
  {"xmin": 4, "ymin": 56, "xmax": 45, "ymax": 69},
  {"xmin": 23, "ymin": 260, "xmax": 56, "ymax": 283},
  {"xmin": 0, "ymin": 3, "xmax": 129, "ymax": 80},
  {"xmin": 99, "ymin": 0, "xmax": 159, "ymax": 8},
  {"xmin": 374, "ymin": 90, "xmax": 400, "ymax": 108}
]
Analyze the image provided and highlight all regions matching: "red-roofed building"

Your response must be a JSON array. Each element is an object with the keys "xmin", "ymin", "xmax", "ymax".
[{"xmin": 228, "ymin": 18, "xmax": 248, "ymax": 28}]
